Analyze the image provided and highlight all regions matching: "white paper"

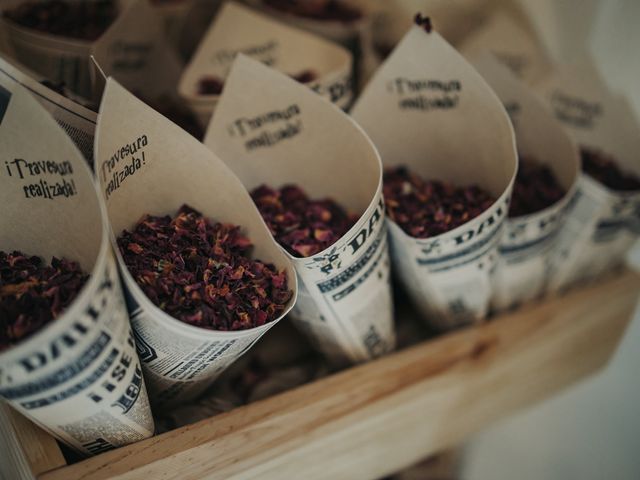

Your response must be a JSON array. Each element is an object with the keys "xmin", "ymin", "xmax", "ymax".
[
  {"xmin": 178, "ymin": 2, "xmax": 353, "ymax": 128},
  {"xmin": 472, "ymin": 55, "xmax": 580, "ymax": 310},
  {"xmin": 460, "ymin": 11, "xmax": 552, "ymax": 84},
  {"xmin": 536, "ymin": 64, "xmax": 640, "ymax": 290},
  {"xmin": 95, "ymin": 78, "xmax": 297, "ymax": 409},
  {"xmin": 205, "ymin": 55, "xmax": 395, "ymax": 365},
  {"xmin": 352, "ymin": 26, "xmax": 517, "ymax": 329},
  {"xmin": 0, "ymin": 84, "xmax": 154, "ymax": 456}
]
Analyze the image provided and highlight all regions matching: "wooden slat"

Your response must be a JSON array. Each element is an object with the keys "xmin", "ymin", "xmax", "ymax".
[
  {"xmin": 2, "ymin": 404, "xmax": 66, "ymax": 478},
  {"xmin": 39, "ymin": 271, "xmax": 638, "ymax": 480}
]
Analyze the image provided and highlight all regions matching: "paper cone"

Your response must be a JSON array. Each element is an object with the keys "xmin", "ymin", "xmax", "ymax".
[
  {"xmin": 0, "ymin": 84, "xmax": 154, "ymax": 456},
  {"xmin": 205, "ymin": 55, "xmax": 395, "ymax": 365},
  {"xmin": 472, "ymin": 54, "xmax": 580, "ymax": 310},
  {"xmin": 460, "ymin": 11, "xmax": 553, "ymax": 84},
  {"xmin": 536, "ymin": 63, "xmax": 640, "ymax": 290},
  {"xmin": 352, "ymin": 24, "xmax": 517, "ymax": 329},
  {"xmin": 0, "ymin": 53, "xmax": 97, "ymax": 164},
  {"xmin": 1, "ymin": 0, "xmax": 177, "ymax": 101},
  {"xmin": 178, "ymin": 1, "xmax": 353, "ymax": 128},
  {"xmin": 94, "ymin": 78, "xmax": 297, "ymax": 409}
]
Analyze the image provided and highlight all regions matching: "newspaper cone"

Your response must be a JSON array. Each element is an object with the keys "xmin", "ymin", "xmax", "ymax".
[
  {"xmin": 205, "ymin": 55, "xmax": 395, "ymax": 366},
  {"xmin": 178, "ymin": 2, "xmax": 352, "ymax": 128},
  {"xmin": 95, "ymin": 78, "xmax": 297, "ymax": 409},
  {"xmin": 246, "ymin": 0, "xmax": 377, "ymax": 89},
  {"xmin": 1, "ymin": 0, "xmax": 178, "ymax": 101},
  {"xmin": 472, "ymin": 55, "xmax": 580, "ymax": 310},
  {"xmin": 0, "ymin": 54, "xmax": 97, "ymax": 164},
  {"xmin": 0, "ymin": 84, "xmax": 154, "ymax": 456},
  {"xmin": 460, "ymin": 11, "xmax": 552, "ymax": 84},
  {"xmin": 351, "ymin": 23, "xmax": 517, "ymax": 330},
  {"xmin": 536, "ymin": 64, "xmax": 640, "ymax": 290}
]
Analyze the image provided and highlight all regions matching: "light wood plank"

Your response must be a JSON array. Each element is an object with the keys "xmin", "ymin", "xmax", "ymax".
[
  {"xmin": 2, "ymin": 404, "xmax": 66, "ymax": 479},
  {"xmin": 39, "ymin": 270, "xmax": 639, "ymax": 480}
]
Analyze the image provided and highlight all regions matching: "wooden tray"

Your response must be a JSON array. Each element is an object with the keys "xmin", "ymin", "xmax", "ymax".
[{"xmin": 5, "ymin": 270, "xmax": 639, "ymax": 480}]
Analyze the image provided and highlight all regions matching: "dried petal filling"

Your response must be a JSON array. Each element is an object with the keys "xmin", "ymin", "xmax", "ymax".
[
  {"xmin": 1, "ymin": 251, "xmax": 88, "ymax": 351},
  {"xmin": 117, "ymin": 205, "xmax": 292, "ymax": 331},
  {"xmin": 508, "ymin": 157, "xmax": 565, "ymax": 217},
  {"xmin": 581, "ymin": 148, "xmax": 640, "ymax": 191},
  {"xmin": 383, "ymin": 166, "xmax": 495, "ymax": 238},
  {"xmin": 250, "ymin": 184, "xmax": 358, "ymax": 258}
]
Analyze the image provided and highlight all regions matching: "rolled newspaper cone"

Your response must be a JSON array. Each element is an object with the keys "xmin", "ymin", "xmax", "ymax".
[
  {"xmin": 472, "ymin": 54, "xmax": 580, "ymax": 310},
  {"xmin": 94, "ymin": 78, "xmax": 297, "ymax": 409},
  {"xmin": 536, "ymin": 64, "xmax": 640, "ymax": 290},
  {"xmin": 246, "ymin": 0, "xmax": 377, "ymax": 89},
  {"xmin": 0, "ymin": 84, "xmax": 154, "ymax": 456},
  {"xmin": 351, "ymin": 20, "xmax": 517, "ymax": 330},
  {"xmin": 205, "ymin": 55, "xmax": 395, "ymax": 366},
  {"xmin": 460, "ymin": 11, "xmax": 552, "ymax": 84},
  {"xmin": 1, "ymin": 0, "xmax": 180, "ymax": 101},
  {"xmin": 0, "ymin": 54, "xmax": 97, "ymax": 163},
  {"xmin": 178, "ymin": 2, "xmax": 353, "ymax": 129}
]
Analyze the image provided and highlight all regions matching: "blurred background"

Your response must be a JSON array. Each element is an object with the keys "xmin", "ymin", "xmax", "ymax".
[{"xmin": 1, "ymin": 0, "xmax": 639, "ymax": 478}]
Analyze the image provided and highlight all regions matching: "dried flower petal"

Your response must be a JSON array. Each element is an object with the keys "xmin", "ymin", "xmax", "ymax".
[
  {"xmin": 263, "ymin": 0, "xmax": 362, "ymax": 22},
  {"xmin": 4, "ymin": 0, "xmax": 117, "ymax": 41},
  {"xmin": 581, "ymin": 147, "xmax": 640, "ymax": 191},
  {"xmin": 383, "ymin": 166, "xmax": 495, "ymax": 238},
  {"xmin": 289, "ymin": 70, "xmax": 317, "ymax": 83},
  {"xmin": 0, "ymin": 251, "xmax": 88, "ymax": 351},
  {"xmin": 251, "ymin": 184, "xmax": 358, "ymax": 258},
  {"xmin": 414, "ymin": 13, "xmax": 433, "ymax": 33},
  {"xmin": 508, "ymin": 157, "xmax": 565, "ymax": 217},
  {"xmin": 117, "ymin": 205, "xmax": 292, "ymax": 331},
  {"xmin": 198, "ymin": 76, "xmax": 225, "ymax": 96}
]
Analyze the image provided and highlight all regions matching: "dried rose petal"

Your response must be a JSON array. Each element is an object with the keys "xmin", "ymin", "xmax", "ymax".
[
  {"xmin": 581, "ymin": 147, "xmax": 640, "ymax": 191},
  {"xmin": 414, "ymin": 13, "xmax": 433, "ymax": 33},
  {"xmin": 198, "ymin": 76, "xmax": 225, "ymax": 96},
  {"xmin": 290, "ymin": 70, "xmax": 317, "ymax": 83},
  {"xmin": 383, "ymin": 166, "xmax": 495, "ymax": 238},
  {"xmin": 263, "ymin": 0, "xmax": 362, "ymax": 22},
  {"xmin": 117, "ymin": 205, "xmax": 292, "ymax": 331},
  {"xmin": 0, "ymin": 251, "xmax": 88, "ymax": 351},
  {"xmin": 4, "ymin": 0, "xmax": 117, "ymax": 41},
  {"xmin": 250, "ymin": 184, "xmax": 358, "ymax": 258},
  {"xmin": 508, "ymin": 157, "xmax": 565, "ymax": 217}
]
